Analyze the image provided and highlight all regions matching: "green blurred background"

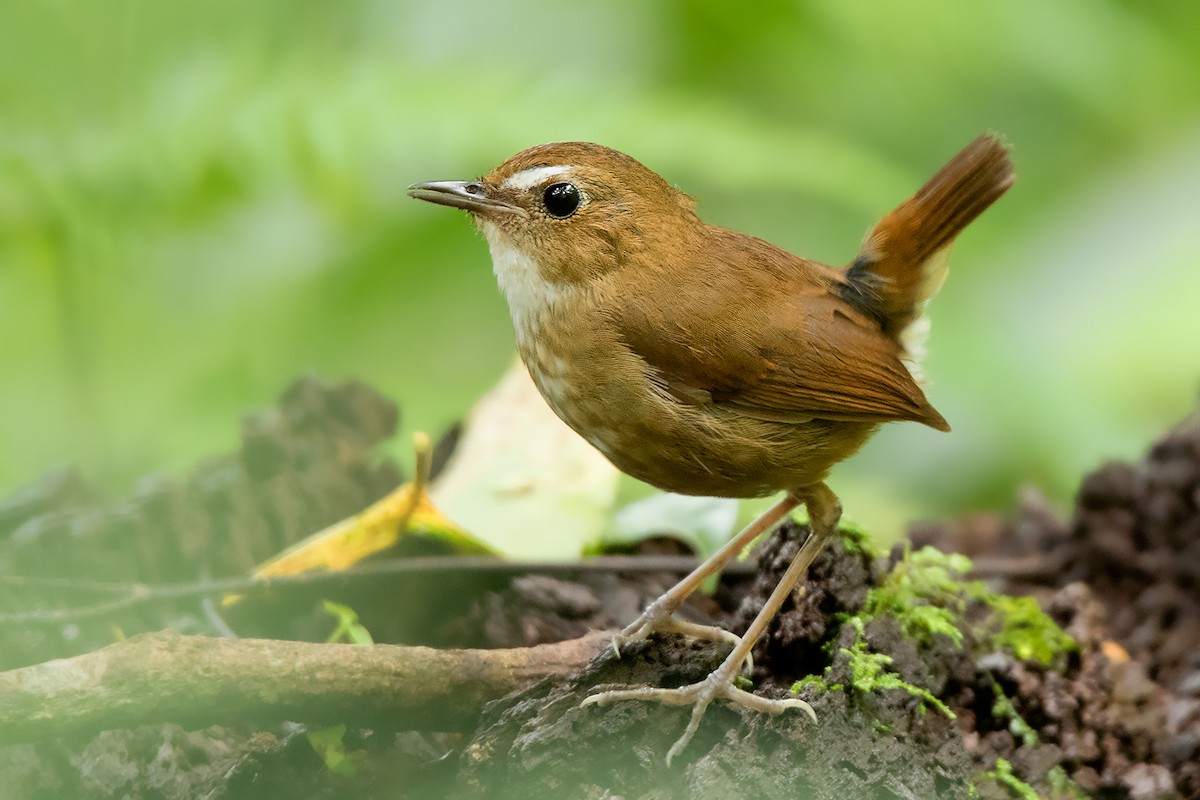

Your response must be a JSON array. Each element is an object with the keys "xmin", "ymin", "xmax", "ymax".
[{"xmin": 2, "ymin": 0, "xmax": 1198, "ymax": 537}]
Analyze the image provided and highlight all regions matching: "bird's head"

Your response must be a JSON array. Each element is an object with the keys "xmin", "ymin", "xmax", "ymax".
[{"xmin": 409, "ymin": 142, "xmax": 698, "ymax": 290}]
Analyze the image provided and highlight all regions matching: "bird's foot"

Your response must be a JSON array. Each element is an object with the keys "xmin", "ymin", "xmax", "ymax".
[
  {"xmin": 610, "ymin": 601, "xmax": 751, "ymax": 674},
  {"xmin": 612, "ymin": 605, "xmax": 741, "ymax": 652},
  {"xmin": 582, "ymin": 657, "xmax": 816, "ymax": 764}
]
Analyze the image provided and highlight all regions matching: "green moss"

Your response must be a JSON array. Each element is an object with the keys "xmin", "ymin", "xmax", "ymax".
[
  {"xmin": 789, "ymin": 673, "xmax": 844, "ymax": 693},
  {"xmin": 972, "ymin": 761, "xmax": 1087, "ymax": 799},
  {"xmin": 863, "ymin": 546, "xmax": 970, "ymax": 647},
  {"xmin": 975, "ymin": 594, "xmax": 1078, "ymax": 667},
  {"xmin": 789, "ymin": 542, "xmax": 1078, "ymax": 740},
  {"xmin": 841, "ymin": 619, "xmax": 956, "ymax": 719},
  {"xmin": 983, "ymin": 759, "xmax": 1040, "ymax": 800},
  {"xmin": 1047, "ymin": 766, "xmax": 1089, "ymax": 799},
  {"xmin": 837, "ymin": 518, "xmax": 880, "ymax": 558},
  {"xmin": 860, "ymin": 545, "xmax": 1077, "ymax": 666},
  {"xmin": 792, "ymin": 616, "xmax": 956, "ymax": 718},
  {"xmin": 790, "ymin": 674, "xmax": 829, "ymax": 694},
  {"xmin": 990, "ymin": 681, "xmax": 1038, "ymax": 747}
]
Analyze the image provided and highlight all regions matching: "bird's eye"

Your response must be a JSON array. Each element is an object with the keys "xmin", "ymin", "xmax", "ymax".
[{"xmin": 542, "ymin": 182, "xmax": 581, "ymax": 219}]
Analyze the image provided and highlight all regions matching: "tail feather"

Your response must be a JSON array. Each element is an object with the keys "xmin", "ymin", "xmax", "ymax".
[{"xmin": 844, "ymin": 134, "xmax": 1015, "ymax": 339}]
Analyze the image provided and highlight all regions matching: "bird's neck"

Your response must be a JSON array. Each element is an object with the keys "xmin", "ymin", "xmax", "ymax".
[{"xmin": 482, "ymin": 224, "xmax": 577, "ymax": 345}]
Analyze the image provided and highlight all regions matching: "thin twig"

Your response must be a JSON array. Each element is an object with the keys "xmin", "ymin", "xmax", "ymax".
[{"xmin": 0, "ymin": 555, "xmax": 754, "ymax": 625}]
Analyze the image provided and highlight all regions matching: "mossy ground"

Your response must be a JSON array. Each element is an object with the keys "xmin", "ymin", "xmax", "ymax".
[
  {"xmin": 736, "ymin": 527, "xmax": 1123, "ymax": 799},
  {"xmin": 787, "ymin": 541, "xmax": 1076, "ymax": 725},
  {"xmin": 3, "ymin": 400, "xmax": 1196, "ymax": 798}
]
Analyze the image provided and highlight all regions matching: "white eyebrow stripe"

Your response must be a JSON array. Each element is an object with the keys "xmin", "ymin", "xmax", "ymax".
[{"xmin": 501, "ymin": 165, "xmax": 573, "ymax": 191}]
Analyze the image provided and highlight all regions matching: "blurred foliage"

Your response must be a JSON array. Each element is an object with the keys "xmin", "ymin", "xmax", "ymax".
[
  {"xmin": 2, "ymin": 0, "xmax": 1198, "ymax": 538},
  {"xmin": 322, "ymin": 601, "xmax": 375, "ymax": 646},
  {"xmin": 605, "ymin": 493, "xmax": 738, "ymax": 562}
]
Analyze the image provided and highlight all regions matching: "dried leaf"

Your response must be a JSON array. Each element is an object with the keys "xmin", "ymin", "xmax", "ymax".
[
  {"xmin": 250, "ymin": 475, "xmax": 492, "ymax": 580},
  {"xmin": 225, "ymin": 433, "xmax": 494, "ymax": 604}
]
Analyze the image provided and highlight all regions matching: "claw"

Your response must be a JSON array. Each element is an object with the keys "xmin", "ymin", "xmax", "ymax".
[
  {"xmin": 609, "ymin": 631, "xmax": 629, "ymax": 658},
  {"xmin": 583, "ymin": 669, "xmax": 816, "ymax": 764}
]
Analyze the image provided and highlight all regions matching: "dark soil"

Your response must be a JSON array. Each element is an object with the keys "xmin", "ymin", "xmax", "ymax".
[
  {"xmin": 0, "ymin": 379, "xmax": 1196, "ymax": 799},
  {"xmin": 454, "ymin": 535, "xmax": 976, "ymax": 799},
  {"xmin": 454, "ymin": 527, "xmax": 1191, "ymax": 799},
  {"xmin": 913, "ymin": 414, "xmax": 1200, "ymax": 798}
]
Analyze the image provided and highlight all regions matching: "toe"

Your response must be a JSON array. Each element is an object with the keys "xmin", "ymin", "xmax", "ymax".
[
  {"xmin": 583, "ymin": 684, "xmax": 704, "ymax": 708},
  {"xmin": 723, "ymin": 684, "xmax": 817, "ymax": 721}
]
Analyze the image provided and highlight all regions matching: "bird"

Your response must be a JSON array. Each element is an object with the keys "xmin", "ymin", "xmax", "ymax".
[{"xmin": 408, "ymin": 134, "xmax": 1015, "ymax": 762}]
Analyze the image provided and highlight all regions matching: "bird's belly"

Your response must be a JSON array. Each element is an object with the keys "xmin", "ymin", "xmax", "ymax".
[{"xmin": 519, "ymin": 325, "xmax": 874, "ymax": 498}]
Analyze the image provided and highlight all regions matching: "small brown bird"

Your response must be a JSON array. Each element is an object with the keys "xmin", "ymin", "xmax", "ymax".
[{"xmin": 409, "ymin": 135, "xmax": 1014, "ymax": 761}]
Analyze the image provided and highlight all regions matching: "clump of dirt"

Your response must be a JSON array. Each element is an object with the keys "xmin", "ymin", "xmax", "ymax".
[
  {"xmin": 914, "ymin": 414, "xmax": 1200, "ymax": 798},
  {"xmin": 453, "ymin": 416, "xmax": 1200, "ymax": 797},
  {"xmin": 728, "ymin": 527, "xmax": 885, "ymax": 686},
  {"xmin": 380, "ymin": 416, "xmax": 1200, "ymax": 798},
  {"xmin": 0, "ymin": 378, "xmax": 403, "ymax": 669},
  {"xmin": 455, "ymin": 519, "xmax": 1190, "ymax": 798},
  {"xmin": 455, "ymin": 533, "xmax": 979, "ymax": 799},
  {"xmin": 456, "ymin": 609, "xmax": 976, "ymax": 799},
  {"xmin": 446, "ymin": 538, "xmax": 733, "ymax": 651}
]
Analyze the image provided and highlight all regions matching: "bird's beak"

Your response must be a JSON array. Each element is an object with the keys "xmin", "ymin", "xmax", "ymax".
[{"xmin": 407, "ymin": 181, "xmax": 527, "ymax": 218}]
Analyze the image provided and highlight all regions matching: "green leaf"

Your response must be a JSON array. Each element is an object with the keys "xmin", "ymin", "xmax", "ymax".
[
  {"xmin": 307, "ymin": 724, "xmax": 364, "ymax": 777},
  {"xmin": 323, "ymin": 600, "xmax": 374, "ymax": 645},
  {"xmin": 606, "ymin": 492, "xmax": 739, "ymax": 561}
]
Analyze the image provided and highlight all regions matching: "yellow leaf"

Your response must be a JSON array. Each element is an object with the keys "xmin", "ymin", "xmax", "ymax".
[
  {"xmin": 224, "ymin": 432, "xmax": 495, "ymax": 605},
  {"xmin": 251, "ymin": 478, "xmax": 491, "ymax": 579}
]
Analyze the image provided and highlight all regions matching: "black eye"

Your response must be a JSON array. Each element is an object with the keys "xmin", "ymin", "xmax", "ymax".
[{"xmin": 542, "ymin": 182, "xmax": 581, "ymax": 218}]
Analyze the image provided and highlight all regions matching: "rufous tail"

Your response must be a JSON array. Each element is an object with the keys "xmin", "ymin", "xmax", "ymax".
[{"xmin": 844, "ymin": 134, "xmax": 1015, "ymax": 338}]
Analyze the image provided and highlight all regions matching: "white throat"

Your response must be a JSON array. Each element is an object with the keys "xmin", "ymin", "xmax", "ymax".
[{"xmin": 481, "ymin": 222, "xmax": 569, "ymax": 341}]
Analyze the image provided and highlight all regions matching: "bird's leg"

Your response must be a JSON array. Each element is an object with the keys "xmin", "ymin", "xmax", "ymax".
[
  {"xmin": 610, "ymin": 492, "xmax": 802, "ymax": 656},
  {"xmin": 583, "ymin": 483, "xmax": 842, "ymax": 764}
]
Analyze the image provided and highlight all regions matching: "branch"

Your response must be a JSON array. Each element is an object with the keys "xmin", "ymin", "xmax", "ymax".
[
  {"xmin": 0, "ymin": 629, "xmax": 610, "ymax": 745},
  {"xmin": 0, "ymin": 556, "xmax": 750, "ymax": 626}
]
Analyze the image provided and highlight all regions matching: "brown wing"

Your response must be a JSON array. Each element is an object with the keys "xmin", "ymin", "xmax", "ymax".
[{"xmin": 611, "ymin": 232, "xmax": 950, "ymax": 431}]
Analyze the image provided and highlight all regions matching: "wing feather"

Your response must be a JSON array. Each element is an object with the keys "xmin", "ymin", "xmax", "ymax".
[{"xmin": 611, "ymin": 233, "xmax": 949, "ymax": 431}]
